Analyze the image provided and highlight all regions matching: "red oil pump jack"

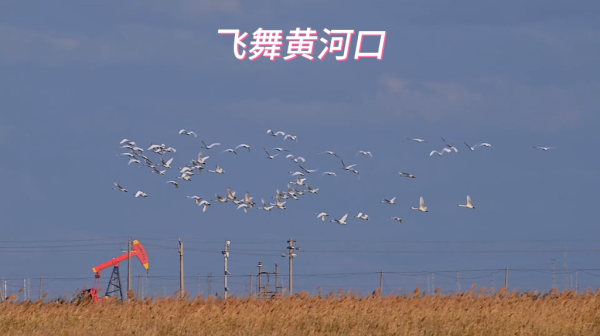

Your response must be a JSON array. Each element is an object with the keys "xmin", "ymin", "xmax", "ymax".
[{"xmin": 85, "ymin": 239, "xmax": 149, "ymax": 302}]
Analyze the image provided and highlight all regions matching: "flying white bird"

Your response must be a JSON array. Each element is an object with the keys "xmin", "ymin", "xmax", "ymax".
[
  {"xmin": 349, "ymin": 168, "xmax": 360, "ymax": 180},
  {"xmin": 458, "ymin": 195, "xmax": 475, "ymax": 209},
  {"xmin": 319, "ymin": 151, "xmax": 339, "ymax": 158},
  {"xmin": 381, "ymin": 197, "xmax": 396, "ymax": 205},
  {"xmin": 290, "ymin": 171, "xmax": 305, "ymax": 176},
  {"xmin": 131, "ymin": 147, "xmax": 144, "ymax": 154},
  {"xmin": 264, "ymin": 148, "xmax": 279, "ymax": 159},
  {"xmin": 399, "ymin": 172, "xmax": 416, "ymax": 179},
  {"xmin": 201, "ymin": 141, "xmax": 221, "ymax": 150},
  {"xmin": 151, "ymin": 169, "xmax": 166, "ymax": 175},
  {"xmin": 243, "ymin": 192, "xmax": 255, "ymax": 208},
  {"xmin": 208, "ymin": 166, "xmax": 225, "ymax": 174},
  {"xmin": 411, "ymin": 197, "xmax": 428, "ymax": 212},
  {"xmin": 197, "ymin": 152, "xmax": 210, "ymax": 164},
  {"xmin": 356, "ymin": 151, "xmax": 373, "ymax": 158},
  {"xmin": 212, "ymin": 194, "xmax": 228, "ymax": 203},
  {"xmin": 465, "ymin": 142, "xmax": 492, "ymax": 151},
  {"xmin": 430, "ymin": 150, "xmax": 444, "ymax": 156},
  {"xmin": 407, "ymin": 138, "xmax": 428, "ymax": 143},
  {"xmin": 166, "ymin": 181, "xmax": 179, "ymax": 188},
  {"xmin": 198, "ymin": 200, "xmax": 211, "ymax": 212},
  {"xmin": 237, "ymin": 203, "xmax": 250, "ymax": 213},
  {"xmin": 272, "ymin": 147, "xmax": 290, "ymax": 152},
  {"xmin": 284, "ymin": 134, "xmax": 298, "ymax": 142},
  {"xmin": 266, "ymin": 130, "xmax": 286, "ymax": 137},
  {"xmin": 291, "ymin": 175, "xmax": 306, "ymax": 186},
  {"xmin": 330, "ymin": 214, "xmax": 348, "ymax": 225},
  {"xmin": 112, "ymin": 183, "xmax": 128, "ymax": 193},
  {"xmin": 179, "ymin": 129, "xmax": 197, "ymax": 137},
  {"xmin": 532, "ymin": 146, "xmax": 555, "ymax": 151},
  {"xmin": 390, "ymin": 217, "xmax": 403, "ymax": 223},
  {"xmin": 128, "ymin": 158, "xmax": 140, "ymax": 165},
  {"xmin": 176, "ymin": 174, "xmax": 192, "ymax": 181},
  {"xmin": 315, "ymin": 212, "xmax": 329, "ymax": 221},
  {"xmin": 134, "ymin": 191, "xmax": 147, "ymax": 198},
  {"xmin": 226, "ymin": 187, "xmax": 237, "ymax": 200},
  {"xmin": 306, "ymin": 185, "xmax": 319, "ymax": 194},
  {"xmin": 274, "ymin": 196, "xmax": 286, "ymax": 210},
  {"xmin": 186, "ymin": 196, "xmax": 202, "ymax": 204},
  {"xmin": 235, "ymin": 144, "xmax": 251, "ymax": 152},
  {"xmin": 161, "ymin": 157, "xmax": 174, "ymax": 168},
  {"xmin": 321, "ymin": 172, "xmax": 337, "ymax": 178},
  {"xmin": 441, "ymin": 137, "xmax": 455, "ymax": 149},
  {"xmin": 221, "ymin": 148, "xmax": 238, "ymax": 155},
  {"xmin": 298, "ymin": 165, "xmax": 317, "ymax": 174},
  {"xmin": 259, "ymin": 198, "xmax": 274, "ymax": 211},
  {"xmin": 286, "ymin": 154, "xmax": 305, "ymax": 163},
  {"xmin": 355, "ymin": 213, "xmax": 369, "ymax": 220},
  {"xmin": 120, "ymin": 139, "xmax": 135, "ymax": 146},
  {"xmin": 464, "ymin": 142, "xmax": 478, "ymax": 151},
  {"xmin": 340, "ymin": 159, "xmax": 357, "ymax": 171},
  {"xmin": 118, "ymin": 153, "xmax": 136, "ymax": 158}
]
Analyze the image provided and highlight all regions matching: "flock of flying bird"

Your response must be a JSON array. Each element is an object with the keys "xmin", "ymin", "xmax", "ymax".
[{"xmin": 113, "ymin": 130, "xmax": 556, "ymax": 225}]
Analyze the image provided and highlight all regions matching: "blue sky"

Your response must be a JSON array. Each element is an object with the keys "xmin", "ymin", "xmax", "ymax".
[{"xmin": 1, "ymin": 0, "xmax": 599, "ymax": 299}]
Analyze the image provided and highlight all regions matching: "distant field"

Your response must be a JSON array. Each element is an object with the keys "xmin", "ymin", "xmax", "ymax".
[{"xmin": 1, "ymin": 287, "xmax": 599, "ymax": 335}]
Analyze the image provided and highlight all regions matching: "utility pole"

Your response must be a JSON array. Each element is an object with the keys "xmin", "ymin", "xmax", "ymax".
[
  {"xmin": 431, "ymin": 273, "xmax": 435, "ymax": 293},
  {"xmin": 39, "ymin": 277, "xmax": 42, "ymax": 301},
  {"xmin": 455, "ymin": 272, "xmax": 460, "ymax": 293},
  {"xmin": 491, "ymin": 272, "xmax": 494, "ymax": 290},
  {"xmin": 275, "ymin": 263, "xmax": 279, "ymax": 296},
  {"xmin": 551, "ymin": 259, "xmax": 557, "ymax": 289},
  {"xmin": 250, "ymin": 274, "xmax": 253, "ymax": 297},
  {"xmin": 505, "ymin": 267, "xmax": 509, "ymax": 289},
  {"xmin": 207, "ymin": 273, "xmax": 212, "ymax": 296},
  {"xmin": 257, "ymin": 262, "xmax": 263, "ymax": 298},
  {"xmin": 222, "ymin": 241, "xmax": 230, "ymax": 299},
  {"xmin": 282, "ymin": 238, "xmax": 300, "ymax": 296},
  {"xmin": 127, "ymin": 237, "xmax": 132, "ymax": 299},
  {"xmin": 178, "ymin": 239, "xmax": 184, "ymax": 298},
  {"xmin": 379, "ymin": 270, "xmax": 383, "ymax": 295},
  {"xmin": 137, "ymin": 275, "xmax": 141, "ymax": 299},
  {"xmin": 576, "ymin": 271, "xmax": 579, "ymax": 292},
  {"xmin": 563, "ymin": 244, "xmax": 568, "ymax": 291},
  {"xmin": 23, "ymin": 279, "xmax": 26, "ymax": 301}
]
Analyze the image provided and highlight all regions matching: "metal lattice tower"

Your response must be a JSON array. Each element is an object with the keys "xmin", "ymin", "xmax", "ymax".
[{"xmin": 105, "ymin": 266, "xmax": 124, "ymax": 301}]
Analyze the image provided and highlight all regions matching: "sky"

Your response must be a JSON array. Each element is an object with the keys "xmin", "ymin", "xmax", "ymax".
[{"xmin": 1, "ymin": 0, "xmax": 600, "ymax": 300}]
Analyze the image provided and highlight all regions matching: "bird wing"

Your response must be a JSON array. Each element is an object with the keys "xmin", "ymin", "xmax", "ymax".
[
  {"xmin": 467, "ymin": 195, "xmax": 472, "ymax": 206},
  {"xmin": 390, "ymin": 197, "xmax": 396, "ymax": 202},
  {"xmin": 179, "ymin": 129, "xmax": 186, "ymax": 134},
  {"xmin": 340, "ymin": 214, "xmax": 348, "ymax": 222},
  {"xmin": 166, "ymin": 158, "xmax": 173, "ymax": 166},
  {"xmin": 420, "ymin": 197, "xmax": 424, "ymax": 207}
]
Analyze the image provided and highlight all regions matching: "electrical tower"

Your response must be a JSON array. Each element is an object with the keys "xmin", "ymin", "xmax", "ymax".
[
  {"xmin": 222, "ymin": 241, "xmax": 230, "ymax": 299},
  {"xmin": 282, "ymin": 238, "xmax": 300, "ymax": 296}
]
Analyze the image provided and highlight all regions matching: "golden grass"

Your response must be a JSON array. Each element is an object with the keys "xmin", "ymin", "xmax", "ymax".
[{"xmin": 1, "ymin": 286, "xmax": 600, "ymax": 336}]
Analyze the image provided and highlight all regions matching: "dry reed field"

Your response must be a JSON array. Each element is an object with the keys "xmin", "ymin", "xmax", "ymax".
[{"xmin": 1, "ymin": 286, "xmax": 600, "ymax": 336}]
